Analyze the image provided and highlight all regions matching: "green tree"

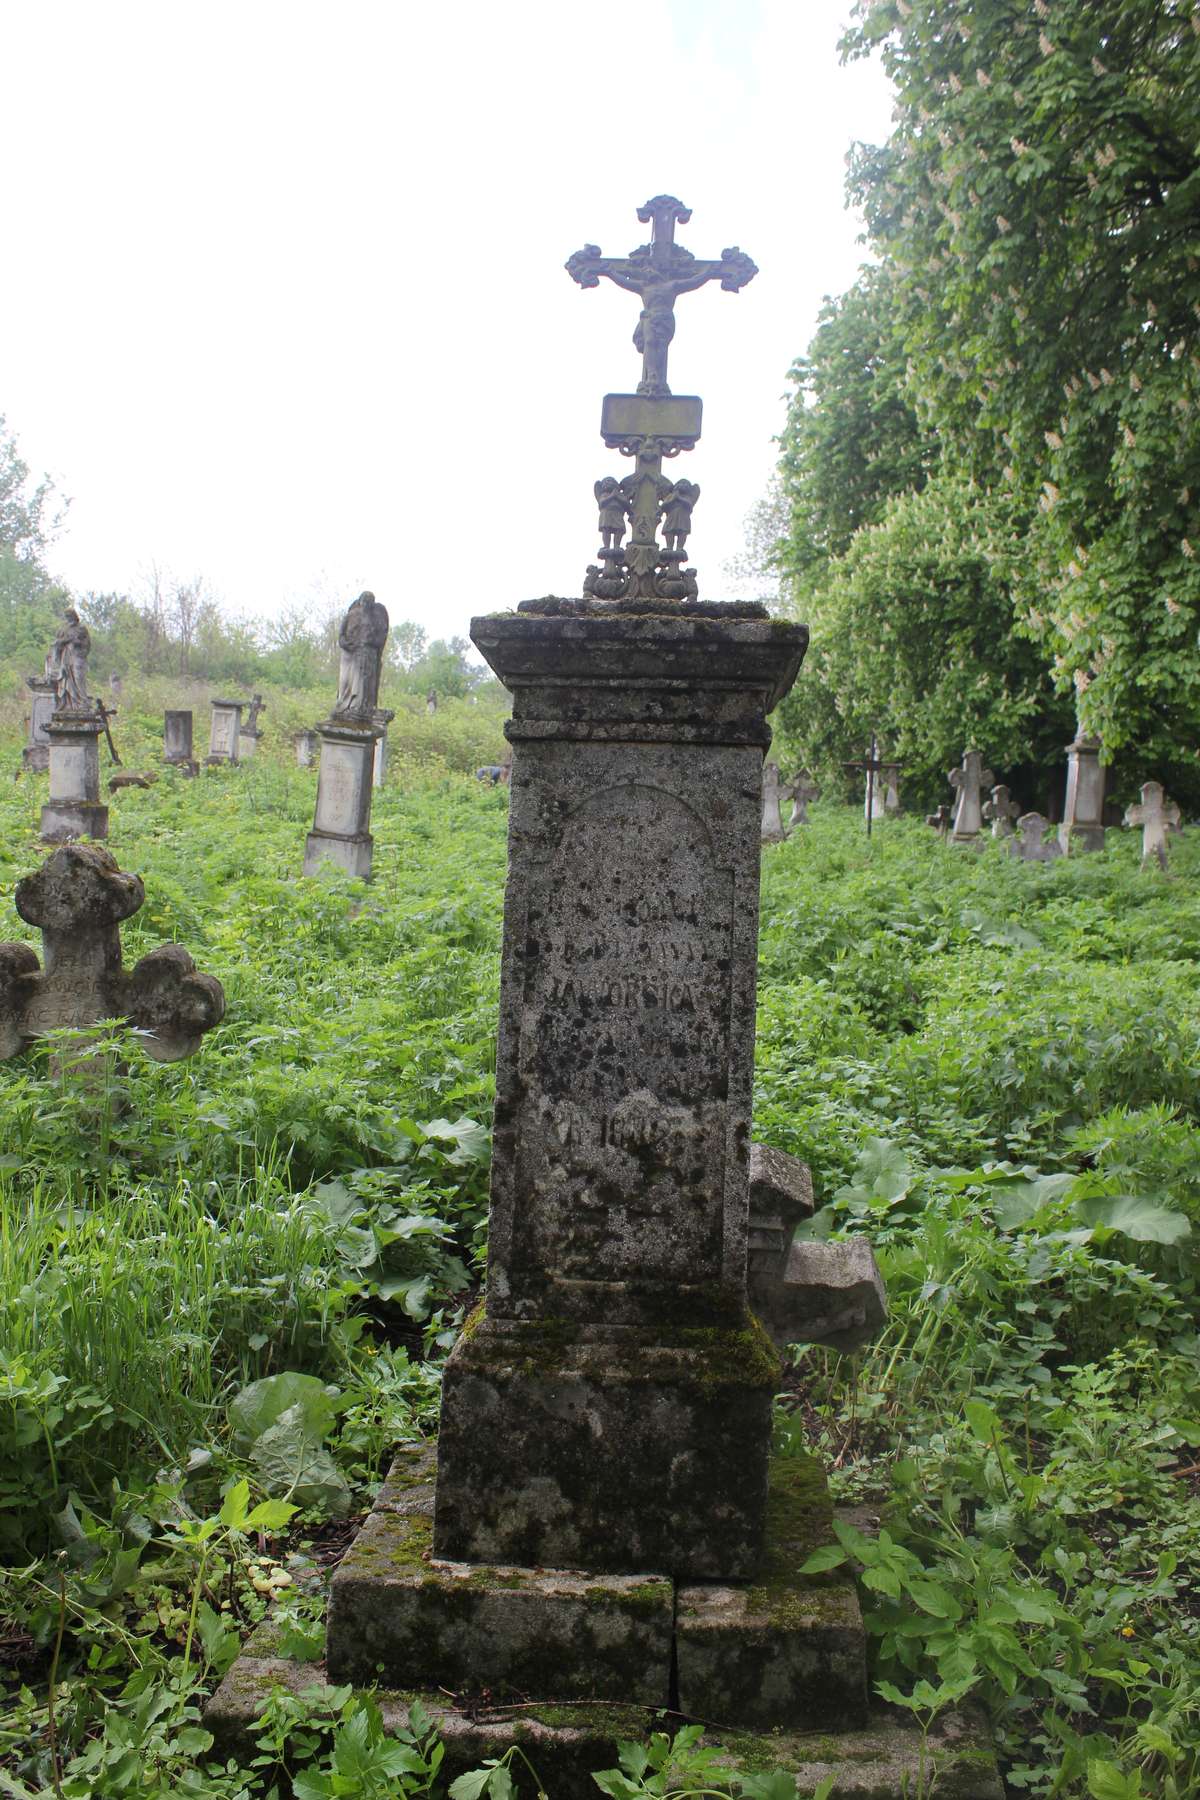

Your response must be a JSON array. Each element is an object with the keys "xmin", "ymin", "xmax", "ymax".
[
  {"xmin": 842, "ymin": 0, "xmax": 1200, "ymax": 764},
  {"xmin": 0, "ymin": 416, "xmax": 70, "ymax": 668},
  {"xmin": 776, "ymin": 470, "xmax": 1073, "ymax": 809},
  {"xmin": 776, "ymin": 262, "xmax": 933, "ymax": 589}
]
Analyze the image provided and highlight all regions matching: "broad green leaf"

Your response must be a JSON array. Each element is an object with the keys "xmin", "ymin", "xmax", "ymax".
[
  {"xmin": 963, "ymin": 1399, "xmax": 1002, "ymax": 1444},
  {"xmin": 1086, "ymin": 1759, "xmax": 1145, "ymax": 1800},
  {"xmin": 797, "ymin": 1544, "xmax": 848, "ymax": 1575},
  {"xmin": 1076, "ymin": 1194, "xmax": 1191, "ymax": 1245},
  {"xmin": 229, "ymin": 1372, "xmax": 340, "ymax": 1453}
]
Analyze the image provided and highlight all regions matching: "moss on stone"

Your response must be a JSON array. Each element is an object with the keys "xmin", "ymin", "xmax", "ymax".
[{"xmin": 520, "ymin": 1703, "xmax": 655, "ymax": 1735}]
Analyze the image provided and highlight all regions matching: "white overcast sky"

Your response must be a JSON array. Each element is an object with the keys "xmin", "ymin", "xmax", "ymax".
[{"xmin": 0, "ymin": 0, "xmax": 892, "ymax": 644}]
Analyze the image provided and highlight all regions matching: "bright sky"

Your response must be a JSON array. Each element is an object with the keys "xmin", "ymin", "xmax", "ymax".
[{"xmin": 0, "ymin": 0, "xmax": 892, "ymax": 643}]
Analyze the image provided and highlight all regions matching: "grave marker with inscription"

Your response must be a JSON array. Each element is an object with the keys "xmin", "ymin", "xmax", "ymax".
[{"xmin": 304, "ymin": 593, "xmax": 389, "ymax": 879}]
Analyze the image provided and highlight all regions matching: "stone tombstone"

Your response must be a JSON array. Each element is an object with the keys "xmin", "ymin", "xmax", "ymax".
[
  {"xmin": 947, "ymin": 749, "xmax": 995, "ymax": 845},
  {"xmin": 761, "ymin": 760, "xmax": 788, "ymax": 843},
  {"xmin": 983, "ymin": 783, "xmax": 1020, "ymax": 838},
  {"xmin": 1060, "ymin": 730, "xmax": 1106, "ymax": 852},
  {"xmin": 163, "ymin": 710, "xmax": 197, "ymax": 775},
  {"xmin": 925, "ymin": 802, "xmax": 953, "ymax": 837},
  {"xmin": 881, "ymin": 764, "xmax": 902, "ymax": 816},
  {"xmin": 426, "ymin": 598, "xmax": 808, "ymax": 1583},
  {"xmin": 1124, "ymin": 780, "xmax": 1182, "ymax": 870},
  {"xmin": 42, "ymin": 711, "xmax": 108, "ymax": 843},
  {"xmin": 238, "ymin": 693, "xmax": 266, "ymax": 758},
  {"xmin": 0, "ymin": 843, "xmax": 224, "ymax": 1064},
  {"xmin": 790, "ymin": 769, "xmax": 819, "ymax": 825},
  {"xmin": 51, "ymin": 609, "xmax": 92, "ymax": 711},
  {"xmin": 22, "ymin": 672, "xmax": 58, "ymax": 772},
  {"xmin": 372, "ymin": 707, "xmax": 395, "ymax": 788},
  {"xmin": 305, "ymin": 593, "xmax": 389, "ymax": 879},
  {"xmin": 207, "ymin": 700, "xmax": 243, "ymax": 766},
  {"xmin": 109, "ymin": 673, "xmax": 123, "ymax": 701},
  {"xmin": 295, "ymin": 728, "xmax": 319, "ymax": 768},
  {"xmin": 1010, "ymin": 811, "xmax": 1063, "ymax": 863},
  {"xmin": 865, "ymin": 769, "xmax": 886, "ymax": 823}
]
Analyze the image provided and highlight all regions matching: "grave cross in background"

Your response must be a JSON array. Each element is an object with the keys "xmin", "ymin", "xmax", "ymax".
[
  {"xmin": 569, "ymin": 197, "xmax": 756, "ymax": 603},
  {"xmin": 843, "ymin": 736, "xmax": 899, "ymax": 837},
  {"xmin": 1124, "ymin": 780, "xmax": 1182, "ymax": 870}
]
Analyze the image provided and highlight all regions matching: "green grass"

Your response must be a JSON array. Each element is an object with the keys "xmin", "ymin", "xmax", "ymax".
[{"xmin": 0, "ymin": 725, "xmax": 1197, "ymax": 1798}]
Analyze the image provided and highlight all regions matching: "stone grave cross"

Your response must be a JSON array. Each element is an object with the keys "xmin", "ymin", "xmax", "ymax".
[
  {"xmin": 570, "ymin": 197, "xmax": 756, "ymax": 603},
  {"xmin": 1124, "ymin": 780, "xmax": 1182, "ymax": 869},
  {"xmin": 948, "ymin": 749, "xmax": 995, "ymax": 844},
  {"xmin": 0, "ymin": 844, "xmax": 225, "ymax": 1062},
  {"xmin": 983, "ymin": 783, "xmax": 1021, "ymax": 839}
]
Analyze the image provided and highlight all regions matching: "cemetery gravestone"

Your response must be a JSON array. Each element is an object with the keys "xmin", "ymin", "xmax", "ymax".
[
  {"xmin": 0, "ymin": 843, "xmax": 224, "ymax": 1063},
  {"xmin": 207, "ymin": 700, "xmax": 243, "ymax": 766},
  {"xmin": 238, "ymin": 694, "xmax": 266, "ymax": 759},
  {"xmin": 304, "ymin": 592, "xmax": 389, "ymax": 879},
  {"xmin": 372, "ymin": 706, "xmax": 395, "ymax": 788},
  {"xmin": 22, "ymin": 661, "xmax": 58, "ymax": 773},
  {"xmin": 164, "ymin": 710, "xmax": 197, "ymax": 776},
  {"xmin": 761, "ymin": 759, "xmax": 789, "ymax": 842},
  {"xmin": 295, "ymin": 728, "xmax": 319, "ymax": 768},
  {"xmin": 948, "ymin": 749, "xmax": 995, "ymax": 845},
  {"xmin": 983, "ymin": 783, "xmax": 1020, "ymax": 838},
  {"xmin": 1124, "ymin": 780, "xmax": 1182, "ymax": 870},
  {"xmin": 790, "ymin": 769, "xmax": 819, "ymax": 825},
  {"xmin": 881, "ymin": 762, "xmax": 902, "ymax": 816},
  {"xmin": 1060, "ymin": 730, "xmax": 1106, "ymax": 852},
  {"xmin": 1010, "ymin": 812, "xmax": 1063, "ymax": 862},
  {"xmin": 926, "ymin": 802, "xmax": 953, "ymax": 837},
  {"xmin": 41, "ymin": 617, "xmax": 108, "ymax": 843}
]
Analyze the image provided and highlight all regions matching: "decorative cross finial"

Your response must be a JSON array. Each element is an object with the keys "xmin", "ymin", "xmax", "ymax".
[
  {"xmin": 0, "ymin": 844, "xmax": 225, "ymax": 1065},
  {"xmin": 567, "ymin": 195, "xmax": 757, "ymax": 397}
]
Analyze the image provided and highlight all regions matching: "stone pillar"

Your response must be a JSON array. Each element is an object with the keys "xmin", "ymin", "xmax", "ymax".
[
  {"xmin": 237, "ymin": 726, "xmax": 259, "ymax": 759},
  {"xmin": 303, "ymin": 715, "xmax": 382, "ymax": 878},
  {"xmin": 431, "ymin": 598, "xmax": 807, "ymax": 1581},
  {"xmin": 206, "ymin": 700, "xmax": 243, "ymax": 766},
  {"xmin": 22, "ymin": 675, "xmax": 58, "ymax": 772},
  {"xmin": 41, "ymin": 712, "xmax": 108, "ymax": 842},
  {"xmin": 295, "ymin": 729, "xmax": 318, "ymax": 768},
  {"xmin": 164, "ymin": 710, "xmax": 197, "ymax": 775},
  {"xmin": 1060, "ymin": 731, "xmax": 1106, "ymax": 852},
  {"xmin": 372, "ymin": 707, "xmax": 394, "ymax": 788}
]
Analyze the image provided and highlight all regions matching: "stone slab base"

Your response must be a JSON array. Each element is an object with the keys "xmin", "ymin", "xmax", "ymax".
[
  {"xmin": 21, "ymin": 746, "xmax": 49, "ymax": 773},
  {"xmin": 206, "ymin": 1642, "xmax": 1002, "ymax": 1800},
  {"xmin": 434, "ymin": 1313, "xmax": 777, "ymax": 1578},
  {"xmin": 41, "ymin": 801, "xmax": 108, "ymax": 842},
  {"xmin": 304, "ymin": 830, "xmax": 373, "ymax": 879},
  {"xmin": 165, "ymin": 757, "xmax": 198, "ymax": 777}
]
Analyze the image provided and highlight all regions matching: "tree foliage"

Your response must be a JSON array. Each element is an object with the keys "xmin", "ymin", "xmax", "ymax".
[{"xmin": 839, "ymin": 0, "xmax": 1200, "ymax": 760}]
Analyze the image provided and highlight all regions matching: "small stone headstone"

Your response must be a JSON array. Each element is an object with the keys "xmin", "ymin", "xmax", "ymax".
[
  {"xmin": 761, "ymin": 761, "xmax": 788, "ymax": 843},
  {"xmin": 1060, "ymin": 730, "xmax": 1106, "ymax": 853},
  {"xmin": 947, "ymin": 749, "xmax": 995, "ymax": 844},
  {"xmin": 305, "ymin": 593, "xmax": 390, "ymax": 879},
  {"xmin": 789, "ymin": 769, "xmax": 819, "ymax": 825},
  {"xmin": 1010, "ymin": 812, "xmax": 1063, "ymax": 862},
  {"xmin": 983, "ymin": 783, "xmax": 1020, "ymax": 839},
  {"xmin": 1124, "ymin": 780, "xmax": 1182, "ymax": 870},
  {"xmin": 238, "ymin": 693, "xmax": 266, "ymax": 758},
  {"xmin": 925, "ymin": 802, "xmax": 952, "ymax": 837},
  {"xmin": 164, "ymin": 710, "xmax": 197, "ymax": 776},
  {"xmin": 0, "ymin": 844, "xmax": 224, "ymax": 1064},
  {"xmin": 295, "ymin": 729, "xmax": 319, "ymax": 768},
  {"xmin": 207, "ymin": 700, "xmax": 243, "ymax": 766},
  {"xmin": 880, "ymin": 764, "xmax": 902, "ymax": 816}
]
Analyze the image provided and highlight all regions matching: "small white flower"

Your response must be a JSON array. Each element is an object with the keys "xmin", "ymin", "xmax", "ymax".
[
  {"xmin": 1130, "ymin": 371, "xmax": 1142, "ymax": 392},
  {"xmin": 996, "ymin": 214, "xmax": 1011, "ymax": 232},
  {"xmin": 1039, "ymin": 30, "xmax": 1055, "ymax": 54},
  {"xmin": 1183, "ymin": 538, "xmax": 1195, "ymax": 558},
  {"xmin": 1123, "ymin": 424, "xmax": 1137, "ymax": 447},
  {"xmin": 1045, "ymin": 429, "xmax": 1063, "ymax": 448},
  {"xmin": 1092, "ymin": 57, "xmax": 1107, "ymax": 76},
  {"xmin": 976, "ymin": 68, "xmax": 991, "ymax": 87}
]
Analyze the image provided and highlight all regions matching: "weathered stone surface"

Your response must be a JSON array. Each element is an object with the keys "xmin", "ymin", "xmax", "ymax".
[
  {"xmin": 434, "ymin": 1309, "xmax": 778, "ymax": 1579},
  {"xmin": 327, "ymin": 1448, "xmax": 672, "ymax": 1698},
  {"xmin": 295, "ymin": 728, "xmax": 319, "ymax": 767},
  {"xmin": 753, "ymin": 1240, "xmax": 887, "ymax": 1355},
  {"xmin": 762, "ymin": 761, "xmax": 788, "ymax": 842},
  {"xmin": 1060, "ymin": 731, "xmax": 1106, "ymax": 853},
  {"xmin": 303, "ymin": 718, "xmax": 381, "ymax": 879},
  {"xmin": 372, "ymin": 707, "xmax": 395, "ymax": 787},
  {"xmin": 1124, "ymin": 779, "xmax": 1181, "ymax": 869},
  {"xmin": 42, "ymin": 712, "xmax": 107, "ymax": 843},
  {"xmin": 982, "ymin": 784, "xmax": 1019, "ymax": 839},
  {"xmin": 0, "ymin": 844, "xmax": 224, "ymax": 1064},
  {"xmin": 948, "ymin": 751, "xmax": 995, "ymax": 846},
  {"xmin": 750, "ymin": 1143, "xmax": 814, "ymax": 1226},
  {"xmin": 22, "ymin": 673, "xmax": 57, "ymax": 771},
  {"xmin": 206, "ymin": 1648, "xmax": 1002, "ymax": 1800},
  {"xmin": 431, "ymin": 604, "xmax": 805, "ymax": 1580},
  {"xmin": 163, "ymin": 711, "xmax": 197, "ymax": 775},
  {"xmin": 207, "ymin": 700, "xmax": 243, "ymax": 766},
  {"xmin": 1010, "ymin": 812, "xmax": 1062, "ymax": 863},
  {"xmin": 677, "ymin": 1456, "xmax": 867, "ymax": 1730}
]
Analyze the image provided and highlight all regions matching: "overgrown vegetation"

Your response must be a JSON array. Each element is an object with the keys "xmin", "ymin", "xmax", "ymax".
[{"xmin": 0, "ymin": 719, "xmax": 1196, "ymax": 1797}]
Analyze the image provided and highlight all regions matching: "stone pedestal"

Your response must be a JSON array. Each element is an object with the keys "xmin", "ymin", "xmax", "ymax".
[
  {"xmin": 237, "ymin": 728, "xmax": 260, "ymax": 759},
  {"xmin": 427, "ymin": 600, "xmax": 806, "ymax": 1582},
  {"xmin": 41, "ymin": 712, "xmax": 108, "ymax": 842},
  {"xmin": 22, "ymin": 675, "xmax": 58, "ymax": 772},
  {"xmin": 206, "ymin": 700, "xmax": 243, "ymax": 766},
  {"xmin": 295, "ymin": 729, "xmax": 318, "ymax": 768},
  {"xmin": 1060, "ymin": 731, "xmax": 1106, "ymax": 853},
  {"xmin": 372, "ymin": 707, "xmax": 394, "ymax": 787},
  {"xmin": 303, "ymin": 715, "xmax": 382, "ymax": 879},
  {"xmin": 164, "ymin": 710, "xmax": 197, "ymax": 775}
]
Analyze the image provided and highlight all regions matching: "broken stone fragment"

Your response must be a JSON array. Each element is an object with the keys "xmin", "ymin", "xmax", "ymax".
[{"xmin": 753, "ymin": 1238, "xmax": 888, "ymax": 1354}]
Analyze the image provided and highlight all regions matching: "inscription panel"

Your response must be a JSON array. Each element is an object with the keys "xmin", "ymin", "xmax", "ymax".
[
  {"xmin": 314, "ymin": 742, "xmax": 368, "ymax": 836},
  {"xmin": 512, "ymin": 783, "xmax": 733, "ymax": 1309}
]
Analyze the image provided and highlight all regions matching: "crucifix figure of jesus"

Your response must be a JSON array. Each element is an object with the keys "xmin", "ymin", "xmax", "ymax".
[{"xmin": 567, "ymin": 196, "xmax": 758, "ymax": 396}]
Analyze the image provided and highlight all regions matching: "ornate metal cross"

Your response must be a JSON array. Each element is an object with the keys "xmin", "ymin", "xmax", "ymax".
[
  {"xmin": 567, "ymin": 195, "xmax": 758, "ymax": 398},
  {"xmin": 568, "ymin": 197, "xmax": 757, "ymax": 602}
]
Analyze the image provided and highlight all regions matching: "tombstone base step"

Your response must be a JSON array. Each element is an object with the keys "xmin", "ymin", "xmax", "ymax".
[
  {"xmin": 40, "ymin": 800, "xmax": 108, "ymax": 843},
  {"xmin": 303, "ymin": 829, "xmax": 374, "ymax": 879},
  {"xmin": 206, "ymin": 1640, "xmax": 1002, "ymax": 1799},
  {"xmin": 21, "ymin": 746, "xmax": 50, "ymax": 773}
]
